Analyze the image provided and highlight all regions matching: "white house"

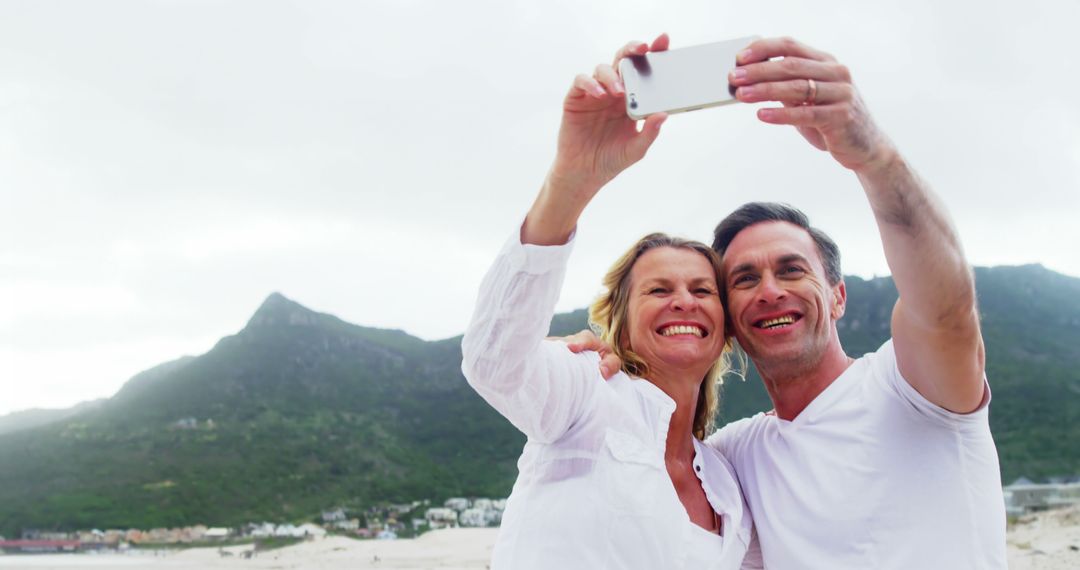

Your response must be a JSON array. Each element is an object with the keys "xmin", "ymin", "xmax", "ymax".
[
  {"xmin": 376, "ymin": 529, "xmax": 397, "ymax": 540},
  {"xmin": 1003, "ymin": 479, "xmax": 1080, "ymax": 516},
  {"xmin": 321, "ymin": 509, "xmax": 347, "ymax": 523},
  {"xmin": 298, "ymin": 524, "xmax": 326, "ymax": 538},
  {"xmin": 204, "ymin": 528, "xmax": 231, "ymax": 540},
  {"xmin": 425, "ymin": 508, "xmax": 458, "ymax": 529},
  {"xmin": 334, "ymin": 519, "xmax": 360, "ymax": 531},
  {"xmin": 248, "ymin": 523, "xmax": 276, "ymax": 539},
  {"xmin": 458, "ymin": 508, "xmax": 487, "ymax": 528},
  {"xmin": 444, "ymin": 498, "xmax": 470, "ymax": 511},
  {"xmin": 273, "ymin": 524, "xmax": 303, "ymax": 538}
]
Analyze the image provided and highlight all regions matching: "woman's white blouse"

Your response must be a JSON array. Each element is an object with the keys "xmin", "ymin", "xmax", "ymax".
[{"xmin": 461, "ymin": 231, "xmax": 752, "ymax": 569}]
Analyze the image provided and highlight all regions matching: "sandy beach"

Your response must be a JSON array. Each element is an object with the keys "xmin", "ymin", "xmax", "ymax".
[
  {"xmin": 1007, "ymin": 505, "xmax": 1080, "ymax": 570},
  {"xmin": 0, "ymin": 528, "xmax": 498, "ymax": 570},
  {"xmin": 3, "ymin": 507, "xmax": 1079, "ymax": 570}
]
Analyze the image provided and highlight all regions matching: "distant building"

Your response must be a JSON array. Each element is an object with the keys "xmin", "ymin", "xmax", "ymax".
[
  {"xmin": 204, "ymin": 528, "xmax": 231, "ymax": 540},
  {"xmin": 322, "ymin": 508, "xmax": 347, "ymax": 523},
  {"xmin": 459, "ymin": 505, "xmax": 503, "ymax": 527},
  {"xmin": 333, "ymin": 518, "xmax": 360, "ymax": 531},
  {"xmin": 184, "ymin": 525, "xmax": 208, "ymax": 542},
  {"xmin": 459, "ymin": 508, "xmax": 487, "ymax": 528},
  {"xmin": 172, "ymin": 417, "xmax": 198, "ymax": 430},
  {"xmin": 444, "ymin": 497, "xmax": 470, "ymax": 511},
  {"xmin": 389, "ymin": 503, "xmax": 415, "ymax": 515},
  {"xmin": 77, "ymin": 530, "xmax": 104, "ymax": 543},
  {"xmin": 376, "ymin": 529, "xmax": 397, "ymax": 540},
  {"xmin": 0, "ymin": 540, "xmax": 80, "ymax": 554},
  {"xmin": 273, "ymin": 524, "xmax": 303, "ymax": 538},
  {"xmin": 248, "ymin": 522, "xmax": 276, "ymax": 539},
  {"xmin": 425, "ymin": 507, "xmax": 458, "ymax": 529},
  {"xmin": 1004, "ymin": 478, "xmax": 1080, "ymax": 516},
  {"xmin": 298, "ymin": 524, "xmax": 326, "ymax": 538}
]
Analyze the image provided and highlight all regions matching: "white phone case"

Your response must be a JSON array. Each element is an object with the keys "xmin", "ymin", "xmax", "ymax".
[{"xmin": 619, "ymin": 36, "xmax": 759, "ymax": 120}]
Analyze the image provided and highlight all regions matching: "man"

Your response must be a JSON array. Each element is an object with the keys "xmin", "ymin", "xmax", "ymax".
[{"xmin": 569, "ymin": 36, "xmax": 1006, "ymax": 568}]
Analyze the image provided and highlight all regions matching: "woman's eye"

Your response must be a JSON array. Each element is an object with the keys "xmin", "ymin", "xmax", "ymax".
[
  {"xmin": 694, "ymin": 287, "xmax": 716, "ymax": 295},
  {"xmin": 649, "ymin": 287, "xmax": 669, "ymax": 295}
]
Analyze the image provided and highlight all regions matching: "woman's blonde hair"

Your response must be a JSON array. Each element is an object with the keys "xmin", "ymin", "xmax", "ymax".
[{"xmin": 588, "ymin": 233, "xmax": 734, "ymax": 440}]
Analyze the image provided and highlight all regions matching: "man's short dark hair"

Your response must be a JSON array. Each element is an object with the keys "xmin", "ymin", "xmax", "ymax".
[{"xmin": 712, "ymin": 202, "xmax": 842, "ymax": 285}]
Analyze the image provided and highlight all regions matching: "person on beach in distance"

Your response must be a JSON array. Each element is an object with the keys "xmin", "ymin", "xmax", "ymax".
[
  {"xmin": 571, "ymin": 35, "xmax": 1007, "ymax": 568},
  {"xmin": 460, "ymin": 35, "xmax": 753, "ymax": 569}
]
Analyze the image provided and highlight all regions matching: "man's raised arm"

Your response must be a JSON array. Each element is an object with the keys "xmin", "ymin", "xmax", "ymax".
[
  {"xmin": 730, "ymin": 37, "xmax": 985, "ymax": 412},
  {"xmin": 855, "ymin": 151, "xmax": 985, "ymax": 413}
]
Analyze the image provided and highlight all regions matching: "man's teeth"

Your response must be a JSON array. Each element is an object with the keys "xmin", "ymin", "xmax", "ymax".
[
  {"xmin": 660, "ymin": 325, "xmax": 704, "ymax": 337},
  {"xmin": 759, "ymin": 315, "xmax": 796, "ymax": 329}
]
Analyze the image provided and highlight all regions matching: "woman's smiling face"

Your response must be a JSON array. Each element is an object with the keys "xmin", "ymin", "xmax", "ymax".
[{"xmin": 623, "ymin": 246, "xmax": 727, "ymax": 375}]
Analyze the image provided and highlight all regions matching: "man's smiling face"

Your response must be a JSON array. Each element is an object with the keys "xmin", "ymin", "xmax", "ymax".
[{"xmin": 722, "ymin": 221, "xmax": 846, "ymax": 372}]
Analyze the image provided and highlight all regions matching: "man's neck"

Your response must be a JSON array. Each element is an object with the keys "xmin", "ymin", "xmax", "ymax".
[{"xmin": 759, "ymin": 341, "xmax": 853, "ymax": 421}]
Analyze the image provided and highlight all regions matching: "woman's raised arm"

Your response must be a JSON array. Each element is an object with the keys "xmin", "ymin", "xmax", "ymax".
[
  {"xmin": 522, "ymin": 34, "xmax": 670, "ymax": 246},
  {"xmin": 462, "ymin": 35, "xmax": 671, "ymax": 443}
]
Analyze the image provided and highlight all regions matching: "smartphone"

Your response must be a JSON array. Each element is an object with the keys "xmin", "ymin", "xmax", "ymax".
[{"xmin": 619, "ymin": 36, "xmax": 759, "ymax": 120}]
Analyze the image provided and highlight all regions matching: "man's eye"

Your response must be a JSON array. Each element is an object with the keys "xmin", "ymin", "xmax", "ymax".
[
  {"xmin": 780, "ymin": 266, "xmax": 805, "ymax": 276},
  {"xmin": 732, "ymin": 275, "xmax": 757, "ymax": 287}
]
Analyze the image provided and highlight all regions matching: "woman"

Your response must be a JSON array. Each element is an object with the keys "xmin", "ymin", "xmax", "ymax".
[{"xmin": 461, "ymin": 34, "xmax": 752, "ymax": 569}]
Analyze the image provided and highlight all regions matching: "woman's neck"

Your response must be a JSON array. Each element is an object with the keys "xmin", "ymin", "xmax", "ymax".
[{"xmin": 648, "ymin": 367, "xmax": 704, "ymax": 461}]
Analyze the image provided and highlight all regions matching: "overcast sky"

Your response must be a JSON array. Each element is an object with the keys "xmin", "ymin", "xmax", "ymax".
[{"xmin": 2, "ymin": 0, "xmax": 1077, "ymax": 416}]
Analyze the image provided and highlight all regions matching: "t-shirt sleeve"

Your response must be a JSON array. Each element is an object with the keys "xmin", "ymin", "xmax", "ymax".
[
  {"xmin": 460, "ymin": 229, "xmax": 602, "ymax": 444},
  {"xmin": 872, "ymin": 338, "xmax": 991, "ymax": 430},
  {"xmin": 704, "ymin": 417, "xmax": 755, "ymax": 467}
]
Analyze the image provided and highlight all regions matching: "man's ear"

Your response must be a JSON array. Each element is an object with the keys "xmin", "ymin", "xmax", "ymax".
[{"xmin": 831, "ymin": 279, "xmax": 847, "ymax": 320}]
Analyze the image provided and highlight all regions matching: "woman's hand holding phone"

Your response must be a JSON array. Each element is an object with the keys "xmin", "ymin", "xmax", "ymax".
[
  {"xmin": 522, "ymin": 34, "xmax": 670, "ymax": 246},
  {"xmin": 549, "ymin": 34, "xmax": 670, "ymax": 197}
]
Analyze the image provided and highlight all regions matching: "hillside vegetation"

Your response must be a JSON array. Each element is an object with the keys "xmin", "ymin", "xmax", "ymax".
[{"xmin": 1, "ymin": 265, "xmax": 1076, "ymax": 535}]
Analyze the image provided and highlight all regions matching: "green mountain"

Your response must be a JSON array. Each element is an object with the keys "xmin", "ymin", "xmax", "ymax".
[
  {"xmin": 1, "ymin": 265, "xmax": 1078, "ymax": 535},
  {"xmin": 0, "ymin": 293, "xmax": 519, "ymax": 535},
  {"xmin": 0, "ymin": 399, "xmax": 106, "ymax": 437}
]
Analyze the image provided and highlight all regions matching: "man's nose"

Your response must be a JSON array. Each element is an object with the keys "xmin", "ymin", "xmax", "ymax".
[{"xmin": 756, "ymin": 273, "xmax": 786, "ymax": 304}]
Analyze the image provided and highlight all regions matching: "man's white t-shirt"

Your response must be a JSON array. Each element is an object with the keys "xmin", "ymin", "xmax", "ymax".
[{"xmin": 708, "ymin": 340, "xmax": 1006, "ymax": 569}]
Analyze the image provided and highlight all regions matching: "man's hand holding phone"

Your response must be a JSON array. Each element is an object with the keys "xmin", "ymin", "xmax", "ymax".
[{"xmin": 728, "ymin": 37, "xmax": 897, "ymax": 174}]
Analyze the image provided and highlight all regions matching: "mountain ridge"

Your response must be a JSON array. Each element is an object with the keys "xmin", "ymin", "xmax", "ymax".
[{"xmin": 1, "ymin": 264, "xmax": 1077, "ymax": 535}]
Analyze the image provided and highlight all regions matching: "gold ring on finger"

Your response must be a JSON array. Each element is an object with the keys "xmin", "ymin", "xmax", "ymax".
[{"xmin": 802, "ymin": 78, "xmax": 818, "ymax": 106}]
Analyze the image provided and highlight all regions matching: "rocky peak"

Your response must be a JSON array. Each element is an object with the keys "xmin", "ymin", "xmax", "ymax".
[{"xmin": 245, "ymin": 292, "xmax": 321, "ymax": 329}]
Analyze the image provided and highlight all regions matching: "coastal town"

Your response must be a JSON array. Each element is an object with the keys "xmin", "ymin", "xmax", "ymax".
[
  {"xmin": 0, "ymin": 481, "xmax": 1078, "ymax": 568},
  {"xmin": 0, "ymin": 497, "xmax": 506, "ymax": 554}
]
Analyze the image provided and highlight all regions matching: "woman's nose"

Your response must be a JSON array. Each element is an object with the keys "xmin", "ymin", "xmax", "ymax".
[{"xmin": 671, "ymin": 288, "xmax": 698, "ymax": 311}]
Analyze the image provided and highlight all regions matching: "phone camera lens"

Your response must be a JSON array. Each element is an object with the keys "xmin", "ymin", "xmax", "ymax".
[{"xmin": 629, "ymin": 100, "xmax": 638, "ymax": 110}]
